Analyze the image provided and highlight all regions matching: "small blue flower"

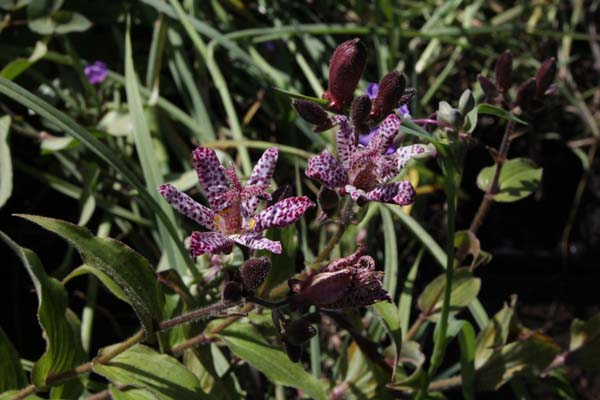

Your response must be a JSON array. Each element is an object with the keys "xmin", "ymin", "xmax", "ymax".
[
  {"xmin": 84, "ymin": 61, "xmax": 108, "ymax": 85},
  {"xmin": 359, "ymin": 82, "xmax": 411, "ymax": 152}
]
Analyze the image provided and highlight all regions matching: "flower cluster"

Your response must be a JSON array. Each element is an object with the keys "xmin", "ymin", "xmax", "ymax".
[{"xmin": 158, "ymin": 147, "xmax": 314, "ymax": 256}]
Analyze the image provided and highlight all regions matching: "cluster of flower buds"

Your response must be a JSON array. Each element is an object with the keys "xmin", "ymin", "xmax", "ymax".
[
  {"xmin": 437, "ymin": 89, "xmax": 476, "ymax": 131},
  {"xmin": 221, "ymin": 257, "xmax": 271, "ymax": 302},
  {"xmin": 478, "ymin": 50, "xmax": 557, "ymax": 113},
  {"xmin": 293, "ymin": 38, "xmax": 415, "ymax": 136}
]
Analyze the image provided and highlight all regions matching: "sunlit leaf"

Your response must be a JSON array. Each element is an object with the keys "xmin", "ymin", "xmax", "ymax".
[
  {"xmin": 476, "ymin": 158, "xmax": 542, "ymax": 202},
  {"xmin": 417, "ymin": 267, "xmax": 481, "ymax": 319},
  {"xmin": 474, "ymin": 298, "xmax": 516, "ymax": 369},
  {"xmin": 477, "ymin": 103, "xmax": 527, "ymax": 125},
  {"xmin": 93, "ymin": 344, "xmax": 210, "ymax": 400},
  {"xmin": 0, "ymin": 116, "xmax": 12, "ymax": 208},
  {"xmin": 0, "ymin": 326, "xmax": 27, "ymax": 391},
  {"xmin": 17, "ymin": 214, "xmax": 164, "ymax": 335},
  {"xmin": 373, "ymin": 301, "xmax": 402, "ymax": 380},
  {"xmin": 0, "ymin": 231, "xmax": 84, "ymax": 391},
  {"xmin": 219, "ymin": 320, "xmax": 327, "ymax": 400}
]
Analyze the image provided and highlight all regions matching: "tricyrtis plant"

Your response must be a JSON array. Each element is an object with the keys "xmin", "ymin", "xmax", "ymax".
[{"xmin": 1, "ymin": 33, "xmax": 599, "ymax": 400}]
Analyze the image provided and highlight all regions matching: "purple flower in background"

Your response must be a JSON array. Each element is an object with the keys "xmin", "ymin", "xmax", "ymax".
[
  {"xmin": 360, "ymin": 82, "xmax": 411, "ymax": 151},
  {"xmin": 84, "ymin": 61, "xmax": 108, "ymax": 85}
]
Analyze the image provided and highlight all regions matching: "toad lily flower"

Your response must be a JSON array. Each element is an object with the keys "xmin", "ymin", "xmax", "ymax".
[
  {"xmin": 306, "ymin": 114, "xmax": 434, "ymax": 206},
  {"xmin": 288, "ymin": 246, "xmax": 390, "ymax": 311},
  {"xmin": 158, "ymin": 147, "xmax": 314, "ymax": 256}
]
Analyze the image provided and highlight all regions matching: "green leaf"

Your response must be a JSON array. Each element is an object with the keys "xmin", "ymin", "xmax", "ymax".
[
  {"xmin": 373, "ymin": 301, "xmax": 402, "ymax": 381},
  {"xmin": 272, "ymin": 87, "xmax": 329, "ymax": 106},
  {"xmin": 475, "ymin": 332, "xmax": 560, "ymax": 390},
  {"xmin": 474, "ymin": 298, "xmax": 516, "ymax": 369},
  {"xmin": 63, "ymin": 264, "xmax": 128, "ymax": 303},
  {"xmin": 0, "ymin": 326, "xmax": 27, "ymax": 391},
  {"xmin": 93, "ymin": 344, "xmax": 210, "ymax": 400},
  {"xmin": 476, "ymin": 158, "xmax": 543, "ymax": 202},
  {"xmin": 400, "ymin": 120, "xmax": 436, "ymax": 142},
  {"xmin": 109, "ymin": 385, "xmax": 157, "ymax": 400},
  {"xmin": 0, "ymin": 391, "xmax": 42, "ymax": 400},
  {"xmin": 0, "ymin": 116, "xmax": 12, "ymax": 208},
  {"xmin": 219, "ymin": 320, "xmax": 327, "ymax": 400},
  {"xmin": 0, "ymin": 76, "xmax": 190, "ymax": 268},
  {"xmin": 568, "ymin": 313, "xmax": 600, "ymax": 373},
  {"xmin": 0, "ymin": 41, "xmax": 47, "ymax": 81},
  {"xmin": 17, "ymin": 214, "xmax": 164, "ymax": 335},
  {"xmin": 0, "ymin": 231, "xmax": 84, "ymax": 390},
  {"xmin": 125, "ymin": 20, "xmax": 189, "ymax": 276},
  {"xmin": 454, "ymin": 230, "xmax": 492, "ymax": 270},
  {"xmin": 398, "ymin": 247, "xmax": 423, "ymax": 335},
  {"xmin": 477, "ymin": 103, "xmax": 528, "ymax": 125},
  {"xmin": 458, "ymin": 321, "xmax": 476, "ymax": 400},
  {"xmin": 26, "ymin": 0, "xmax": 60, "ymax": 19},
  {"xmin": 381, "ymin": 207, "xmax": 399, "ymax": 298},
  {"xmin": 387, "ymin": 340, "xmax": 425, "ymax": 391},
  {"xmin": 417, "ymin": 267, "xmax": 481, "ymax": 319},
  {"xmin": 28, "ymin": 11, "xmax": 91, "ymax": 35}
]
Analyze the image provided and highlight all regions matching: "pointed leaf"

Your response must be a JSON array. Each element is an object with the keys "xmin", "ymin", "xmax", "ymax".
[
  {"xmin": 17, "ymin": 215, "xmax": 164, "ymax": 335},
  {"xmin": 373, "ymin": 301, "xmax": 402, "ymax": 381},
  {"xmin": 417, "ymin": 267, "xmax": 481, "ymax": 319},
  {"xmin": 219, "ymin": 320, "xmax": 327, "ymax": 400},
  {"xmin": 0, "ymin": 231, "xmax": 84, "ymax": 390},
  {"xmin": 568, "ymin": 313, "xmax": 600, "ymax": 373},
  {"xmin": 474, "ymin": 298, "xmax": 516, "ymax": 369},
  {"xmin": 0, "ymin": 326, "xmax": 27, "ymax": 391},
  {"xmin": 272, "ymin": 87, "xmax": 329, "ymax": 106},
  {"xmin": 0, "ymin": 116, "xmax": 12, "ymax": 208},
  {"xmin": 477, "ymin": 158, "xmax": 543, "ymax": 202},
  {"xmin": 93, "ymin": 344, "xmax": 210, "ymax": 400},
  {"xmin": 477, "ymin": 104, "xmax": 527, "ymax": 125}
]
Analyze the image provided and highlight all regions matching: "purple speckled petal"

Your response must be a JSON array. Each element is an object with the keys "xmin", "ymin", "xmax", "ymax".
[
  {"xmin": 193, "ymin": 147, "xmax": 230, "ymax": 210},
  {"xmin": 375, "ymin": 154, "xmax": 400, "ymax": 183},
  {"xmin": 369, "ymin": 113, "xmax": 401, "ymax": 155},
  {"xmin": 333, "ymin": 115, "xmax": 356, "ymax": 168},
  {"xmin": 394, "ymin": 143, "xmax": 436, "ymax": 172},
  {"xmin": 306, "ymin": 150, "xmax": 348, "ymax": 188},
  {"xmin": 233, "ymin": 233, "xmax": 282, "ymax": 254},
  {"xmin": 158, "ymin": 184, "xmax": 216, "ymax": 230},
  {"xmin": 344, "ymin": 185, "xmax": 365, "ymax": 201},
  {"xmin": 243, "ymin": 147, "xmax": 278, "ymax": 215},
  {"xmin": 364, "ymin": 181, "xmax": 416, "ymax": 206},
  {"xmin": 365, "ymin": 82, "xmax": 379, "ymax": 100},
  {"xmin": 252, "ymin": 196, "xmax": 315, "ymax": 232},
  {"xmin": 189, "ymin": 231, "xmax": 234, "ymax": 256}
]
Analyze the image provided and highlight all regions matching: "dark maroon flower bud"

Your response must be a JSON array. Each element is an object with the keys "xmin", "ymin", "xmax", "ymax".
[
  {"xmin": 289, "ymin": 247, "xmax": 389, "ymax": 312},
  {"xmin": 222, "ymin": 281, "xmax": 243, "ymax": 303},
  {"xmin": 292, "ymin": 99, "xmax": 333, "ymax": 132},
  {"xmin": 515, "ymin": 77, "xmax": 537, "ymax": 111},
  {"xmin": 478, "ymin": 75, "xmax": 499, "ymax": 98},
  {"xmin": 350, "ymin": 95, "xmax": 371, "ymax": 135},
  {"xmin": 266, "ymin": 184, "xmax": 293, "ymax": 208},
  {"xmin": 317, "ymin": 186, "xmax": 340, "ymax": 219},
  {"xmin": 495, "ymin": 50, "xmax": 513, "ymax": 93},
  {"xmin": 284, "ymin": 318, "xmax": 317, "ymax": 346},
  {"xmin": 323, "ymin": 38, "xmax": 367, "ymax": 113},
  {"xmin": 239, "ymin": 256, "xmax": 271, "ymax": 294},
  {"xmin": 283, "ymin": 341, "xmax": 302, "ymax": 363},
  {"xmin": 399, "ymin": 87, "xmax": 416, "ymax": 105},
  {"xmin": 535, "ymin": 57, "xmax": 556, "ymax": 98},
  {"xmin": 370, "ymin": 71, "xmax": 406, "ymax": 122}
]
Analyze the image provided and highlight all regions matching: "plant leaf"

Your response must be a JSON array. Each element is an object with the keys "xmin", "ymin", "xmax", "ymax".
[
  {"xmin": 417, "ymin": 267, "xmax": 481, "ymax": 319},
  {"xmin": 93, "ymin": 344, "xmax": 210, "ymax": 400},
  {"xmin": 458, "ymin": 321, "xmax": 476, "ymax": 400},
  {"xmin": 109, "ymin": 385, "xmax": 157, "ymax": 400},
  {"xmin": 0, "ymin": 116, "xmax": 12, "ymax": 208},
  {"xmin": 272, "ymin": 87, "xmax": 329, "ymax": 106},
  {"xmin": 568, "ymin": 313, "xmax": 600, "ymax": 373},
  {"xmin": 16, "ymin": 214, "xmax": 164, "ymax": 335},
  {"xmin": 476, "ymin": 158, "xmax": 543, "ymax": 202},
  {"xmin": 219, "ymin": 320, "xmax": 327, "ymax": 400},
  {"xmin": 474, "ymin": 298, "xmax": 516, "ymax": 369},
  {"xmin": 475, "ymin": 333, "xmax": 560, "ymax": 390},
  {"xmin": 0, "ymin": 231, "xmax": 84, "ymax": 390},
  {"xmin": 477, "ymin": 103, "xmax": 527, "ymax": 125},
  {"xmin": 387, "ymin": 340, "xmax": 426, "ymax": 391},
  {"xmin": 373, "ymin": 301, "xmax": 402, "ymax": 381},
  {"xmin": 62, "ymin": 264, "xmax": 128, "ymax": 303},
  {"xmin": 0, "ymin": 326, "xmax": 27, "ymax": 391}
]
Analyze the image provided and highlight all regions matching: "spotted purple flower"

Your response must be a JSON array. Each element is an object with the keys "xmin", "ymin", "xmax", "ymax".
[
  {"xmin": 305, "ymin": 114, "xmax": 434, "ymax": 206},
  {"xmin": 289, "ymin": 246, "xmax": 390, "ymax": 311},
  {"xmin": 158, "ymin": 147, "xmax": 315, "ymax": 256},
  {"xmin": 360, "ymin": 82, "xmax": 411, "ymax": 150},
  {"xmin": 84, "ymin": 61, "xmax": 108, "ymax": 85}
]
